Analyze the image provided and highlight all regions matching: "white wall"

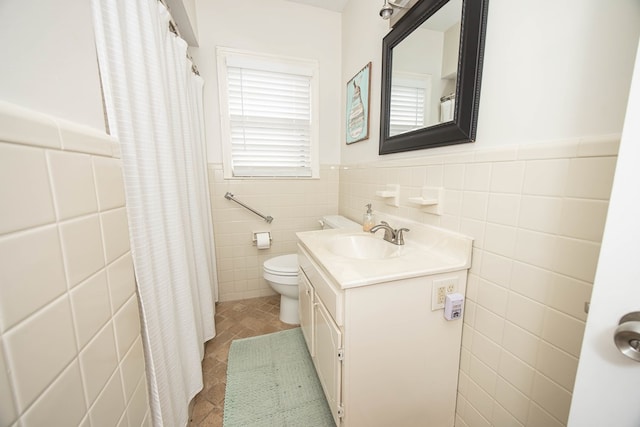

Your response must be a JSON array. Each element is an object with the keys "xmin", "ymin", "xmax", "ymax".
[
  {"xmin": 341, "ymin": 0, "xmax": 640, "ymax": 164},
  {"xmin": 0, "ymin": 0, "xmax": 105, "ymax": 131},
  {"xmin": 193, "ymin": 0, "xmax": 342, "ymax": 165},
  {"xmin": 341, "ymin": 0, "xmax": 390, "ymax": 164}
]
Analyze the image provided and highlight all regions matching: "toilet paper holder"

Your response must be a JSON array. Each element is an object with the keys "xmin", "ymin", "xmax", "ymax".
[{"xmin": 252, "ymin": 231, "xmax": 272, "ymax": 245}]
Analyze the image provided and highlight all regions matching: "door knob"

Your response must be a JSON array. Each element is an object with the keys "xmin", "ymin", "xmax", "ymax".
[{"xmin": 614, "ymin": 311, "xmax": 640, "ymax": 362}]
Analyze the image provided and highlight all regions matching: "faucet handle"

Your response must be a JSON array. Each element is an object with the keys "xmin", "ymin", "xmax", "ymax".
[{"xmin": 395, "ymin": 228, "xmax": 410, "ymax": 245}]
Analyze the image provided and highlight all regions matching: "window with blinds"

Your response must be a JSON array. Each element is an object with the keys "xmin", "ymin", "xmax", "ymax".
[
  {"xmin": 389, "ymin": 73, "xmax": 431, "ymax": 137},
  {"xmin": 217, "ymin": 48, "xmax": 319, "ymax": 178}
]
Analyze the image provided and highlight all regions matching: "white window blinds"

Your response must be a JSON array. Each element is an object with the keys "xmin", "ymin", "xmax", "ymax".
[
  {"xmin": 218, "ymin": 49, "xmax": 319, "ymax": 178},
  {"xmin": 389, "ymin": 73, "xmax": 431, "ymax": 137},
  {"xmin": 390, "ymin": 85, "xmax": 426, "ymax": 136}
]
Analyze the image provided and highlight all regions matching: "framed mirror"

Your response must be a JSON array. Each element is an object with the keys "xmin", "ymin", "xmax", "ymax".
[{"xmin": 379, "ymin": 0, "xmax": 489, "ymax": 154}]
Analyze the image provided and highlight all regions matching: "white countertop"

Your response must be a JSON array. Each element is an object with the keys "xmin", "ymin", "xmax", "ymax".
[{"xmin": 296, "ymin": 227, "xmax": 473, "ymax": 289}]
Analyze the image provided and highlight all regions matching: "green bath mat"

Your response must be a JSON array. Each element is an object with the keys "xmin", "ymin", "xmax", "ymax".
[{"xmin": 223, "ymin": 328, "xmax": 335, "ymax": 427}]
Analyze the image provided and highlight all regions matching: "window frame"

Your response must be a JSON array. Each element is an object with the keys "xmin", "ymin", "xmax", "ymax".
[{"xmin": 216, "ymin": 47, "xmax": 320, "ymax": 179}]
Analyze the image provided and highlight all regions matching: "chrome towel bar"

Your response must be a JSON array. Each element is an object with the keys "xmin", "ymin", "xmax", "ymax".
[{"xmin": 224, "ymin": 192, "xmax": 274, "ymax": 223}]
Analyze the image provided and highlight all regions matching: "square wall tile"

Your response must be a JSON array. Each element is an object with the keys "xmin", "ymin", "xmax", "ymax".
[
  {"xmin": 100, "ymin": 208, "xmax": 130, "ymax": 264},
  {"xmin": 522, "ymin": 159, "xmax": 569, "ymax": 197},
  {"xmin": 564, "ymin": 157, "xmax": 617, "ymax": 200},
  {"xmin": 93, "ymin": 157, "xmax": 126, "ymax": 211},
  {"xmin": 486, "ymin": 194, "xmax": 520, "ymax": 227},
  {"xmin": 489, "ymin": 162, "xmax": 525, "ymax": 194},
  {"xmin": 546, "ymin": 274, "xmax": 591, "ymax": 321},
  {"xmin": 535, "ymin": 340, "xmax": 578, "ymax": 391},
  {"xmin": 526, "ymin": 403, "xmax": 565, "ymax": 427},
  {"xmin": 0, "ymin": 225, "xmax": 67, "ymax": 331},
  {"xmin": 509, "ymin": 262, "xmax": 550, "ymax": 304},
  {"xmin": 126, "ymin": 377, "xmax": 149, "ymax": 427},
  {"xmin": 505, "ymin": 293, "xmax": 545, "ymax": 336},
  {"xmin": 80, "ymin": 323, "xmax": 118, "ymax": 405},
  {"xmin": 114, "ymin": 296, "xmax": 141, "ymax": 359},
  {"xmin": 60, "ymin": 215, "xmax": 105, "ymax": 288},
  {"xmin": 497, "ymin": 350, "xmax": 534, "ymax": 395},
  {"xmin": 120, "ymin": 338, "xmax": 145, "ymax": 401},
  {"xmin": 464, "ymin": 163, "xmax": 492, "ymax": 192},
  {"xmin": 459, "ymin": 219, "xmax": 485, "ymax": 249},
  {"xmin": 491, "ymin": 403, "xmax": 524, "ymax": 427},
  {"xmin": 70, "ymin": 271, "xmax": 112, "ymax": 349},
  {"xmin": 484, "ymin": 224, "xmax": 517, "ymax": 258},
  {"xmin": 47, "ymin": 150, "xmax": 98, "ymax": 220},
  {"xmin": 0, "ymin": 143, "xmax": 55, "ymax": 235},
  {"xmin": 474, "ymin": 306, "xmax": 505, "ymax": 344},
  {"xmin": 106, "ymin": 253, "xmax": 137, "ymax": 314},
  {"xmin": 4, "ymin": 296, "xmax": 77, "ymax": 411},
  {"xmin": 21, "ymin": 361, "xmax": 86, "ymax": 427},
  {"xmin": 469, "ymin": 355, "xmax": 498, "ymax": 394},
  {"xmin": 471, "ymin": 331, "xmax": 501, "ymax": 371},
  {"xmin": 494, "ymin": 377, "xmax": 529, "ymax": 424},
  {"xmin": 517, "ymin": 196, "xmax": 562, "ymax": 235},
  {"xmin": 0, "ymin": 340, "xmax": 17, "ymax": 427},
  {"xmin": 461, "ymin": 192, "xmax": 489, "ymax": 221},
  {"xmin": 541, "ymin": 309, "xmax": 585, "ymax": 357},
  {"xmin": 558, "ymin": 198, "xmax": 609, "ymax": 242},
  {"xmin": 514, "ymin": 229, "xmax": 556, "ymax": 271},
  {"xmin": 479, "ymin": 252, "xmax": 512, "ymax": 288},
  {"xmin": 476, "ymin": 279, "xmax": 509, "ymax": 317},
  {"xmin": 466, "ymin": 379, "xmax": 494, "ymax": 420},
  {"xmin": 89, "ymin": 371, "xmax": 126, "ymax": 427},
  {"xmin": 531, "ymin": 372, "xmax": 572, "ymax": 423},
  {"xmin": 444, "ymin": 164, "xmax": 465, "ymax": 190},
  {"xmin": 552, "ymin": 236, "xmax": 600, "ymax": 283},
  {"xmin": 501, "ymin": 322, "xmax": 539, "ymax": 367}
]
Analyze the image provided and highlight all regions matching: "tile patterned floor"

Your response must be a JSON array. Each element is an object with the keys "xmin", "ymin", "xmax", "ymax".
[{"xmin": 188, "ymin": 295, "xmax": 298, "ymax": 426}]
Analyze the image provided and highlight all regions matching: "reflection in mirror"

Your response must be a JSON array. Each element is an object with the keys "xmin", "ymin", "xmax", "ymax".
[
  {"xmin": 379, "ymin": 0, "xmax": 489, "ymax": 155},
  {"xmin": 389, "ymin": 0, "xmax": 462, "ymax": 136}
]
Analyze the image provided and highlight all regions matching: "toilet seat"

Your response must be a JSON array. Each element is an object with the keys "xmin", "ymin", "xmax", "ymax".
[{"xmin": 263, "ymin": 254, "xmax": 298, "ymax": 276}]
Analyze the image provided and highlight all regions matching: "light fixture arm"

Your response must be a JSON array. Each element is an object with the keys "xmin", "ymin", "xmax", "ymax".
[{"xmin": 379, "ymin": 0, "xmax": 407, "ymax": 20}]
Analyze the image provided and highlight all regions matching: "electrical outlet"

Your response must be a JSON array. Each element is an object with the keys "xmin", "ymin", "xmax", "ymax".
[{"xmin": 431, "ymin": 277, "xmax": 458, "ymax": 310}]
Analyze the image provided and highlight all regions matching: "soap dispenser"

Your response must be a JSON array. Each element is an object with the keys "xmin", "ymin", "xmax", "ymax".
[{"xmin": 363, "ymin": 203, "xmax": 375, "ymax": 232}]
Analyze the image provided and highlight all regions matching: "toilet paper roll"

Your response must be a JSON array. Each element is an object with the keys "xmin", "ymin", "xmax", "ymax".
[{"xmin": 256, "ymin": 232, "xmax": 271, "ymax": 249}]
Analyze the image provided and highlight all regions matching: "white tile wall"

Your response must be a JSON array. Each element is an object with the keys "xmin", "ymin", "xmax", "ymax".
[
  {"xmin": 208, "ymin": 163, "xmax": 340, "ymax": 301},
  {"xmin": 338, "ymin": 136, "xmax": 618, "ymax": 427},
  {"xmin": 0, "ymin": 103, "xmax": 149, "ymax": 427}
]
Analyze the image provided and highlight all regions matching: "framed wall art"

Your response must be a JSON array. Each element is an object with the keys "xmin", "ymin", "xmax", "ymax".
[{"xmin": 345, "ymin": 62, "xmax": 371, "ymax": 144}]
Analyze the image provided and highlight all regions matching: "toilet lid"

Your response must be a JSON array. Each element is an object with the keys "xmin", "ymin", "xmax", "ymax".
[{"xmin": 263, "ymin": 254, "xmax": 298, "ymax": 275}]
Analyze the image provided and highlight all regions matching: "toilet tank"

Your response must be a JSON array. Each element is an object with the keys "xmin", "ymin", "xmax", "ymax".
[{"xmin": 321, "ymin": 215, "xmax": 360, "ymax": 230}]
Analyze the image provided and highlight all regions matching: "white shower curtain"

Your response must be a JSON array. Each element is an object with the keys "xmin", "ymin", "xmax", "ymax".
[{"xmin": 91, "ymin": 1, "xmax": 217, "ymax": 425}]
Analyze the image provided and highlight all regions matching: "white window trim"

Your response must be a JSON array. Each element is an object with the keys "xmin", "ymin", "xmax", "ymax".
[{"xmin": 216, "ymin": 47, "xmax": 320, "ymax": 179}]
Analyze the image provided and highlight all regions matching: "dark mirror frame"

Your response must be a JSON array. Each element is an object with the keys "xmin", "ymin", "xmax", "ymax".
[{"xmin": 379, "ymin": 0, "xmax": 489, "ymax": 155}]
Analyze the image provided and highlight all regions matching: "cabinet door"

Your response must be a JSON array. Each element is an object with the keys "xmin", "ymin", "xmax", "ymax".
[
  {"xmin": 298, "ymin": 271, "xmax": 314, "ymax": 356},
  {"xmin": 314, "ymin": 300, "xmax": 343, "ymax": 425}
]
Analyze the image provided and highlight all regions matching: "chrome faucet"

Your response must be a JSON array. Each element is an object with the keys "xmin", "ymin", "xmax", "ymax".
[{"xmin": 369, "ymin": 221, "xmax": 410, "ymax": 245}]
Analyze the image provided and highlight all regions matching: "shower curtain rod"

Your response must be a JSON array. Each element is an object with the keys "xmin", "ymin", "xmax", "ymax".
[{"xmin": 158, "ymin": 0, "xmax": 200, "ymax": 75}]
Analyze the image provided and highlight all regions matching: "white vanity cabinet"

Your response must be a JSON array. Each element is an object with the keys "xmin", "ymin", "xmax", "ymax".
[{"xmin": 298, "ymin": 242, "xmax": 469, "ymax": 427}]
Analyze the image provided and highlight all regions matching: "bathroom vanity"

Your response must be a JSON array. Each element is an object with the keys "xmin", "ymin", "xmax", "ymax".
[{"xmin": 297, "ymin": 221, "xmax": 473, "ymax": 427}]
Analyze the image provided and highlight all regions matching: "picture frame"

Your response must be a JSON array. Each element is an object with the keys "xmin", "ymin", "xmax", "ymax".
[{"xmin": 345, "ymin": 62, "xmax": 371, "ymax": 144}]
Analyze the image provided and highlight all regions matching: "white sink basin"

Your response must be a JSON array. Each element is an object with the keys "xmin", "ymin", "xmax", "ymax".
[
  {"xmin": 329, "ymin": 234, "xmax": 401, "ymax": 260},
  {"xmin": 297, "ymin": 220, "xmax": 473, "ymax": 289}
]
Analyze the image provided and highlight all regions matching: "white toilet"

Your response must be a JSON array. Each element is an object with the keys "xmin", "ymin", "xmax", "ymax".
[{"xmin": 263, "ymin": 215, "xmax": 360, "ymax": 324}]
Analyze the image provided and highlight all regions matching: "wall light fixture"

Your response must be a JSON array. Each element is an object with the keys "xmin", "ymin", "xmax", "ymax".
[{"xmin": 379, "ymin": 0, "xmax": 407, "ymax": 20}]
